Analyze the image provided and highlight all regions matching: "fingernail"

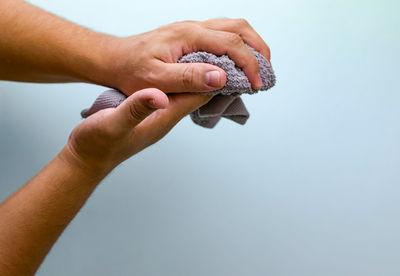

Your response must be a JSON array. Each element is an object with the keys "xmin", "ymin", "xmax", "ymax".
[
  {"xmin": 255, "ymin": 74, "xmax": 263, "ymax": 90},
  {"xmin": 205, "ymin": 71, "xmax": 221, "ymax": 88}
]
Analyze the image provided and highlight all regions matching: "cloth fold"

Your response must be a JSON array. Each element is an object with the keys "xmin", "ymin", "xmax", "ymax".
[
  {"xmin": 81, "ymin": 45, "xmax": 276, "ymax": 128},
  {"xmin": 190, "ymin": 95, "xmax": 249, "ymax": 128}
]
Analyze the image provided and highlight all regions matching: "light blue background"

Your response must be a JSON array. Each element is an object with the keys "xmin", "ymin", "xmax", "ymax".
[{"xmin": 1, "ymin": 0, "xmax": 400, "ymax": 275}]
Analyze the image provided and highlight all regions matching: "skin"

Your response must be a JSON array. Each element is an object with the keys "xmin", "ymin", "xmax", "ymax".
[
  {"xmin": 0, "ymin": 89, "xmax": 211, "ymax": 275},
  {"xmin": 0, "ymin": 0, "xmax": 270, "ymax": 92},
  {"xmin": 0, "ymin": 0, "xmax": 271, "ymax": 275}
]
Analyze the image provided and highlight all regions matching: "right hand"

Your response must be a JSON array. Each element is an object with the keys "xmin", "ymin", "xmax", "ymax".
[
  {"xmin": 61, "ymin": 88, "xmax": 212, "ymax": 174},
  {"xmin": 100, "ymin": 18, "xmax": 271, "ymax": 96}
]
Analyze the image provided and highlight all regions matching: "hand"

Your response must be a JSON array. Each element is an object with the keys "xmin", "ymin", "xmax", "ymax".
[
  {"xmin": 0, "ymin": 2, "xmax": 271, "ymax": 91},
  {"xmin": 61, "ymin": 88, "xmax": 212, "ymax": 173},
  {"xmin": 101, "ymin": 18, "xmax": 271, "ymax": 95}
]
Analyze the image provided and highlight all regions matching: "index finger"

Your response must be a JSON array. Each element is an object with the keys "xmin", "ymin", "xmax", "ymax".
[
  {"xmin": 202, "ymin": 18, "xmax": 271, "ymax": 62},
  {"xmin": 189, "ymin": 28, "xmax": 263, "ymax": 90}
]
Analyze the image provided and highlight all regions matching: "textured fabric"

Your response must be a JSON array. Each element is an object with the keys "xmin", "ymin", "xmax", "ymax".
[
  {"xmin": 81, "ymin": 45, "xmax": 276, "ymax": 128},
  {"xmin": 190, "ymin": 95, "xmax": 249, "ymax": 128},
  {"xmin": 81, "ymin": 90, "xmax": 126, "ymax": 117}
]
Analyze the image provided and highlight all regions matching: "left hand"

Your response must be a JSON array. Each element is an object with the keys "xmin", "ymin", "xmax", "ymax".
[{"xmin": 61, "ymin": 88, "xmax": 212, "ymax": 174}]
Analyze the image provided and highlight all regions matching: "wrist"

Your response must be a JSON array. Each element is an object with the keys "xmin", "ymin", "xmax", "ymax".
[
  {"xmin": 89, "ymin": 35, "xmax": 145, "ymax": 93},
  {"xmin": 80, "ymin": 33, "xmax": 137, "ymax": 92},
  {"xmin": 76, "ymin": 33, "xmax": 122, "ymax": 88},
  {"xmin": 57, "ymin": 144, "xmax": 113, "ymax": 183}
]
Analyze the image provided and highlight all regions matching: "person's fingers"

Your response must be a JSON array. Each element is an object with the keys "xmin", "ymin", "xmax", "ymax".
[
  {"xmin": 154, "ymin": 62, "xmax": 227, "ymax": 93},
  {"xmin": 202, "ymin": 18, "xmax": 271, "ymax": 61},
  {"xmin": 190, "ymin": 28, "xmax": 263, "ymax": 89},
  {"xmin": 134, "ymin": 94, "xmax": 212, "ymax": 143},
  {"xmin": 108, "ymin": 88, "xmax": 169, "ymax": 132},
  {"xmin": 164, "ymin": 93, "xmax": 213, "ymax": 120}
]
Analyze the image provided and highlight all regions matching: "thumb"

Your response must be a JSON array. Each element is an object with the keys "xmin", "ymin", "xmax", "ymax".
[
  {"xmin": 160, "ymin": 63, "xmax": 227, "ymax": 93},
  {"xmin": 109, "ymin": 88, "xmax": 169, "ymax": 130}
]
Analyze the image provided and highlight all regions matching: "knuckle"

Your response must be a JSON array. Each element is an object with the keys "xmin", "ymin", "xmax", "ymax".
[
  {"xmin": 172, "ymin": 20, "xmax": 200, "ymax": 34},
  {"xmin": 265, "ymin": 44, "xmax": 271, "ymax": 56},
  {"xmin": 142, "ymin": 65, "xmax": 159, "ymax": 84},
  {"xmin": 265, "ymin": 43, "xmax": 271, "ymax": 52},
  {"xmin": 236, "ymin": 18, "xmax": 249, "ymax": 27},
  {"xmin": 199, "ymin": 19, "xmax": 212, "ymax": 27},
  {"xmin": 243, "ymin": 56, "xmax": 260, "ymax": 73},
  {"xmin": 226, "ymin": 33, "xmax": 243, "ymax": 46},
  {"xmin": 181, "ymin": 19, "xmax": 196, "ymax": 25},
  {"xmin": 236, "ymin": 51, "xmax": 258, "ymax": 68},
  {"xmin": 182, "ymin": 66, "xmax": 196, "ymax": 89},
  {"xmin": 129, "ymin": 100, "xmax": 148, "ymax": 120}
]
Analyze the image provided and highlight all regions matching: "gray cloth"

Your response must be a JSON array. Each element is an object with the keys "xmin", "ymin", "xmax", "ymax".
[{"xmin": 81, "ymin": 45, "xmax": 276, "ymax": 128}]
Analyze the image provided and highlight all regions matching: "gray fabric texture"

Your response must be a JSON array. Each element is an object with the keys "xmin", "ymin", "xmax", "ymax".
[{"xmin": 81, "ymin": 45, "xmax": 276, "ymax": 128}]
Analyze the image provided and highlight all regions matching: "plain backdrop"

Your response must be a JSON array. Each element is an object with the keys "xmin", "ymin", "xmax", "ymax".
[{"xmin": 1, "ymin": 0, "xmax": 400, "ymax": 275}]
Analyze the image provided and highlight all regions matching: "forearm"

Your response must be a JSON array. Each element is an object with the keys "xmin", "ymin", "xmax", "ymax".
[
  {"xmin": 0, "ymin": 146, "xmax": 109, "ymax": 276},
  {"xmin": 0, "ymin": 0, "xmax": 115, "ymax": 84}
]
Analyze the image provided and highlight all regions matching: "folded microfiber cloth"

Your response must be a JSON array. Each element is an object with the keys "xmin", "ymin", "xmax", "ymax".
[{"xmin": 81, "ymin": 45, "xmax": 276, "ymax": 128}]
